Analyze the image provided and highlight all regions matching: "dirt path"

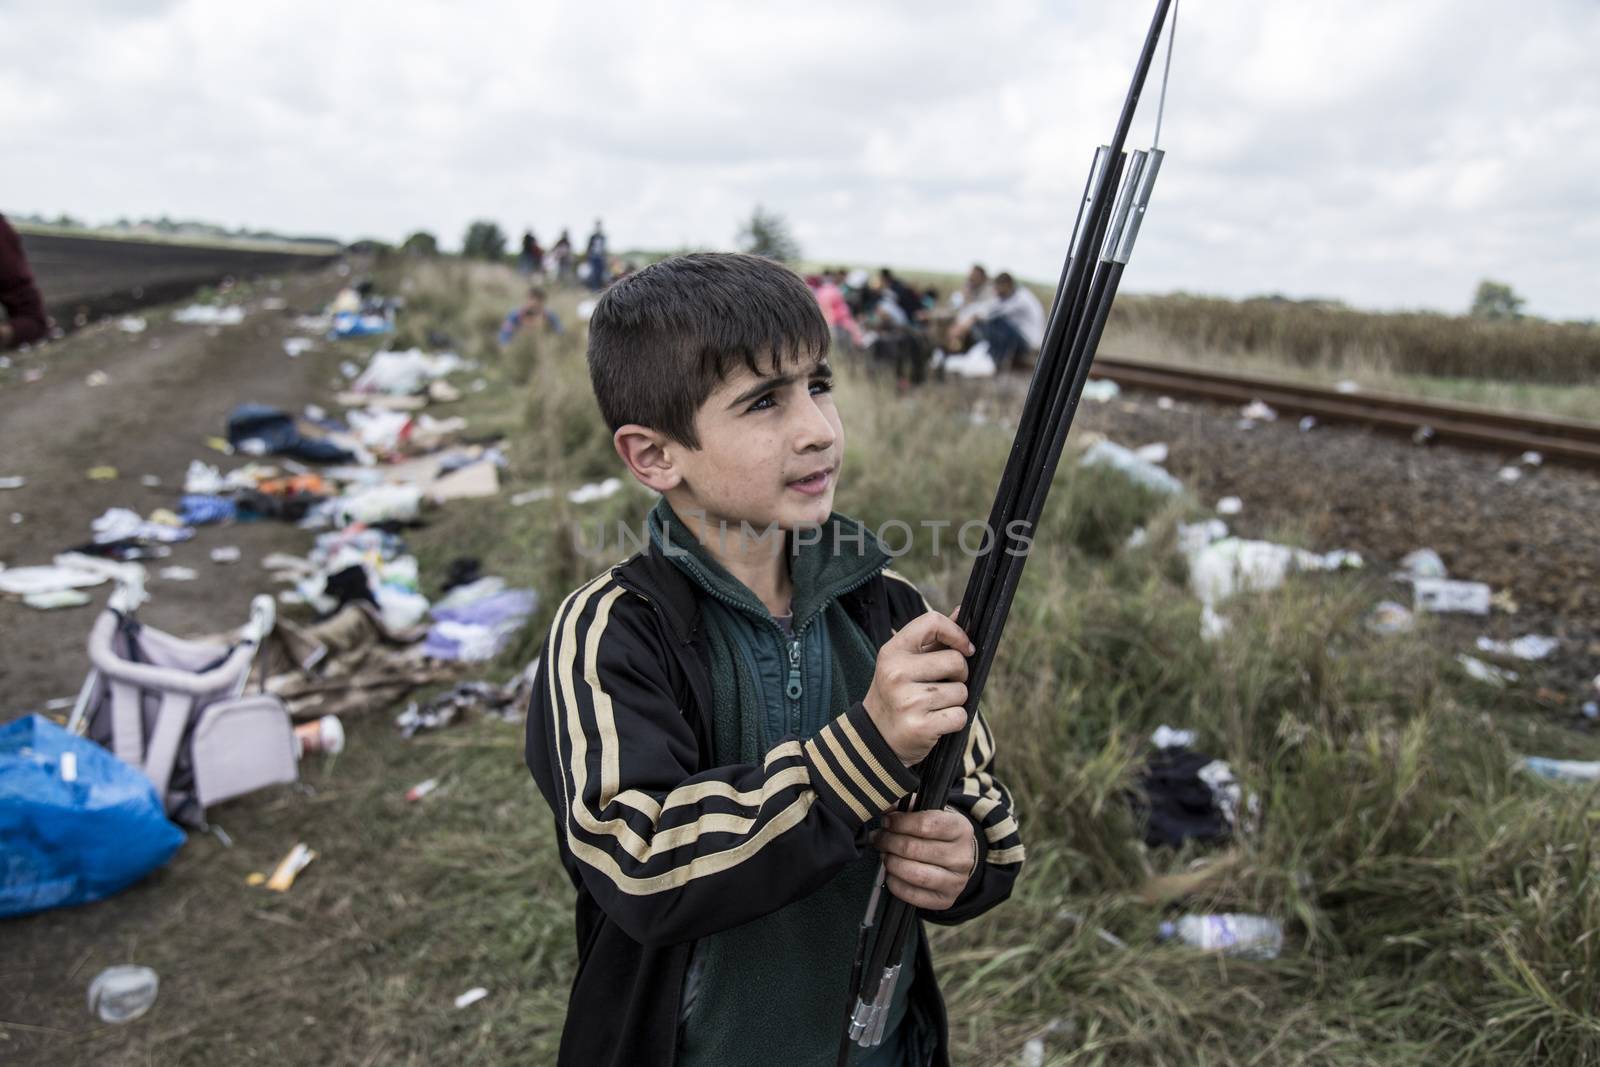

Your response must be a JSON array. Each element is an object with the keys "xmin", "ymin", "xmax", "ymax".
[{"xmin": 1, "ymin": 266, "xmax": 355, "ymax": 711}]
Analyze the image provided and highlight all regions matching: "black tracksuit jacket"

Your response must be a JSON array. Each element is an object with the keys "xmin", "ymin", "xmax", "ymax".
[{"xmin": 525, "ymin": 538, "xmax": 1026, "ymax": 1065}]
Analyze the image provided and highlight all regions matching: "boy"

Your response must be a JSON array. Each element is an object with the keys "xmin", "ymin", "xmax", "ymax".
[
  {"xmin": 498, "ymin": 285, "xmax": 563, "ymax": 346},
  {"xmin": 526, "ymin": 253, "xmax": 1025, "ymax": 1066}
]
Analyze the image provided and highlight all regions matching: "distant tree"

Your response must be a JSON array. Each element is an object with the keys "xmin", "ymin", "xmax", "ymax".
[
  {"xmin": 462, "ymin": 220, "xmax": 507, "ymax": 261},
  {"xmin": 1471, "ymin": 279, "xmax": 1525, "ymax": 321},
  {"xmin": 402, "ymin": 231, "xmax": 439, "ymax": 256},
  {"xmin": 737, "ymin": 205, "xmax": 801, "ymax": 263}
]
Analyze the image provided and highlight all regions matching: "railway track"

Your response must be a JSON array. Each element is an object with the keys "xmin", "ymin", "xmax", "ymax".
[{"xmin": 1089, "ymin": 355, "xmax": 1600, "ymax": 466}]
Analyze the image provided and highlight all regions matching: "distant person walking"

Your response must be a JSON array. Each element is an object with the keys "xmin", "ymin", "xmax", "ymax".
[
  {"xmin": 552, "ymin": 229, "xmax": 575, "ymax": 286},
  {"xmin": 0, "ymin": 213, "xmax": 48, "ymax": 348},
  {"xmin": 585, "ymin": 220, "xmax": 608, "ymax": 291},
  {"xmin": 517, "ymin": 230, "xmax": 544, "ymax": 277}
]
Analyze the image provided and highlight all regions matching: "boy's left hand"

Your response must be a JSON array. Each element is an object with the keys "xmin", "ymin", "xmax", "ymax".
[{"xmin": 872, "ymin": 809, "xmax": 978, "ymax": 911}]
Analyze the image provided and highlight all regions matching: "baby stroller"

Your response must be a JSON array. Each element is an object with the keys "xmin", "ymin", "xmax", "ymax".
[{"xmin": 66, "ymin": 566, "xmax": 298, "ymax": 828}]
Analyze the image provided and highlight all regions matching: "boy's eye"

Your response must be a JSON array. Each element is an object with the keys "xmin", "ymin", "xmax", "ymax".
[
  {"xmin": 810, "ymin": 377, "xmax": 834, "ymax": 395},
  {"xmin": 747, "ymin": 393, "xmax": 776, "ymax": 412}
]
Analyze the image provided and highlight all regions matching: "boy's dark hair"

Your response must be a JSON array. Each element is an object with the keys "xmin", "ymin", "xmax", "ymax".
[
  {"xmin": 587, "ymin": 252, "xmax": 830, "ymax": 448},
  {"xmin": 995, "ymin": 272, "xmax": 1015, "ymax": 286}
]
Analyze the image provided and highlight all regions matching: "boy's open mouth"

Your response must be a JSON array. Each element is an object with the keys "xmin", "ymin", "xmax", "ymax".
[{"xmin": 785, "ymin": 465, "xmax": 835, "ymax": 496}]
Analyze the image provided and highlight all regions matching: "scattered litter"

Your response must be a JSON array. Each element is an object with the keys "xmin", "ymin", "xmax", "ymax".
[
  {"xmin": 0, "ymin": 476, "xmax": 24, "ymax": 490},
  {"xmin": 157, "ymin": 567, "xmax": 198, "ymax": 582},
  {"xmin": 1019, "ymin": 1019, "xmax": 1075, "ymax": 1067},
  {"xmin": 1132, "ymin": 442, "xmax": 1168, "ymax": 464},
  {"xmin": 940, "ymin": 341, "xmax": 997, "ymax": 379},
  {"xmin": 1150, "ymin": 725, "xmax": 1196, "ymax": 750},
  {"xmin": 428, "ymin": 460, "xmax": 500, "ymax": 503},
  {"xmin": 85, "ymin": 370, "xmax": 109, "ymax": 387},
  {"xmin": 1078, "ymin": 440, "xmax": 1183, "ymax": 495},
  {"xmin": 1, "ymin": 716, "xmax": 185, "ymax": 918},
  {"xmin": 1216, "ymin": 496, "xmax": 1243, "ymax": 516},
  {"xmin": 1475, "ymin": 634, "xmax": 1558, "ymax": 661},
  {"xmin": 92, "ymin": 507, "xmax": 193, "ymax": 545},
  {"xmin": 117, "ymin": 316, "xmax": 147, "ymax": 333},
  {"xmin": 1413, "ymin": 426, "xmax": 1436, "ymax": 445},
  {"xmin": 348, "ymin": 348, "xmax": 466, "ymax": 397},
  {"xmin": 1334, "ymin": 379, "xmax": 1360, "ymax": 394},
  {"xmin": 332, "ymin": 485, "xmax": 423, "ymax": 526},
  {"xmin": 1176, "ymin": 519, "xmax": 1229, "ymax": 558},
  {"xmin": 1396, "ymin": 548, "xmax": 1448, "ymax": 580},
  {"xmin": 1240, "ymin": 400, "xmax": 1277, "ymax": 422},
  {"xmin": 1456, "ymin": 654, "xmax": 1517, "ymax": 687},
  {"xmin": 245, "ymin": 871, "xmax": 266, "ymax": 887},
  {"xmin": 88, "ymin": 965, "xmax": 160, "ymax": 1024},
  {"xmin": 1124, "ymin": 526, "xmax": 1149, "ymax": 550},
  {"xmin": 139, "ymin": 474, "xmax": 162, "ymax": 488},
  {"xmin": 293, "ymin": 715, "xmax": 346, "ymax": 757},
  {"xmin": 172, "ymin": 304, "xmax": 245, "ymax": 326},
  {"xmin": 454, "ymin": 987, "xmax": 489, "ymax": 1010},
  {"xmin": 1159, "ymin": 914, "xmax": 1283, "ymax": 959},
  {"xmin": 210, "ymin": 546, "xmax": 242, "ymax": 565},
  {"xmin": 1199, "ymin": 604, "xmax": 1230, "ymax": 641},
  {"xmin": 405, "ymin": 777, "xmax": 440, "ymax": 802},
  {"xmin": 1235, "ymin": 418, "xmax": 1257, "ymax": 431},
  {"xmin": 397, "ymin": 680, "xmax": 523, "ymax": 738},
  {"xmin": 1583, "ymin": 701, "xmax": 1599, "ymax": 721},
  {"xmin": 1156, "ymin": 396, "xmax": 1176, "ymax": 410},
  {"xmin": 1366, "ymin": 601, "xmax": 1415, "ymax": 635},
  {"xmin": 1520, "ymin": 757, "xmax": 1600, "ymax": 784},
  {"xmin": 87, "ymin": 466, "xmax": 118, "ymax": 481},
  {"xmin": 1188, "ymin": 538, "xmax": 1362, "ymax": 609},
  {"xmin": 1080, "ymin": 379, "xmax": 1121, "ymax": 403},
  {"xmin": 1520, "ymin": 451, "xmax": 1543, "ymax": 467},
  {"xmin": 0, "ymin": 561, "xmax": 112, "ymax": 596},
  {"xmin": 206, "ymin": 436, "xmax": 234, "ymax": 455},
  {"xmin": 179, "ymin": 494, "xmax": 236, "ymax": 526},
  {"xmin": 1491, "ymin": 589, "xmax": 1520, "ymax": 614},
  {"xmin": 282, "ymin": 337, "xmax": 316, "ymax": 358},
  {"xmin": 1414, "ymin": 578, "xmax": 1492, "ymax": 616},
  {"xmin": 23, "ymin": 590, "xmax": 92, "ymax": 610},
  {"xmin": 1496, "ymin": 466, "xmax": 1522, "ymax": 483},
  {"xmin": 567, "ymin": 477, "xmax": 624, "ymax": 504},
  {"xmin": 227, "ymin": 404, "xmax": 355, "ymax": 465},
  {"xmin": 264, "ymin": 843, "xmax": 316, "ymax": 892},
  {"xmin": 510, "ymin": 486, "xmax": 555, "ymax": 506},
  {"xmin": 1298, "ymin": 415, "xmax": 1317, "ymax": 432},
  {"xmin": 425, "ymin": 588, "xmax": 539, "ymax": 662}
]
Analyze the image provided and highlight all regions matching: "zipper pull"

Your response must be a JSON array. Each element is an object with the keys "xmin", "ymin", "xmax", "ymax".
[{"xmin": 786, "ymin": 639, "xmax": 803, "ymax": 701}]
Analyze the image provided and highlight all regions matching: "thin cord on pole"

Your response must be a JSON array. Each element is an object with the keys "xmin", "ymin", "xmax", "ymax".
[{"xmin": 1153, "ymin": 0, "xmax": 1179, "ymax": 149}]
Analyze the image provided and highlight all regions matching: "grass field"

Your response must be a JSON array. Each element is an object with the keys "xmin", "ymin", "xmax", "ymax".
[{"xmin": 38, "ymin": 255, "xmax": 1600, "ymax": 1066}]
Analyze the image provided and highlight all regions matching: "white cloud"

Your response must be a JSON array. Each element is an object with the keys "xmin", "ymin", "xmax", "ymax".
[{"xmin": 2, "ymin": 0, "xmax": 1596, "ymax": 318}]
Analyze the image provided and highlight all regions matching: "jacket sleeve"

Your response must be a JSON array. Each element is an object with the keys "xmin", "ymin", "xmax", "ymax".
[
  {"xmin": 879, "ymin": 569, "xmax": 1026, "ymax": 925},
  {"xmin": 526, "ymin": 572, "xmax": 920, "ymax": 948},
  {"xmin": 0, "ymin": 217, "xmax": 49, "ymax": 347}
]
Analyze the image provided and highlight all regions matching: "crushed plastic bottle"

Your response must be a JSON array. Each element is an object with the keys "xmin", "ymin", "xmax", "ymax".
[
  {"xmin": 1158, "ymin": 914, "xmax": 1283, "ymax": 959},
  {"xmin": 88, "ymin": 965, "xmax": 159, "ymax": 1023}
]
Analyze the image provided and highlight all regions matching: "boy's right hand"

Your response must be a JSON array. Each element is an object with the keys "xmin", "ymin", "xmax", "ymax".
[{"xmin": 863, "ymin": 610, "xmax": 974, "ymax": 766}]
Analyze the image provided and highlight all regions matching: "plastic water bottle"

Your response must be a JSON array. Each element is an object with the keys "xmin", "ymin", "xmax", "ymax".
[
  {"xmin": 88, "ymin": 965, "xmax": 159, "ymax": 1023},
  {"xmin": 1159, "ymin": 914, "xmax": 1283, "ymax": 960}
]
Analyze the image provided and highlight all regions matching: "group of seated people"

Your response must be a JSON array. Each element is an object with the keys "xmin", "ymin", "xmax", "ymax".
[{"xmin": 805, "ymin": 263, "xmax": 1046, "ymax": 388}]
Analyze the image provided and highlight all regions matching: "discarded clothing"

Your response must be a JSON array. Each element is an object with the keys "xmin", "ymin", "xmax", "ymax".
[
  {"xmin": 178, "ymin": 495, "xmax": 237, "ymax": 527},
  {"xmin": 226, "ymin": 404, "xmax": 355, "ymax": 465},
  {"xmin": 423, "ymin": 588, "xmax": 538, "ymax": 662}
]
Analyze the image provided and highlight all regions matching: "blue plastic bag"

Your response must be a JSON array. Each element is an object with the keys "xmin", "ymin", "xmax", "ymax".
[{"xmin": 1, "ymin": 715, "xmax": 185, "ymax": 918}]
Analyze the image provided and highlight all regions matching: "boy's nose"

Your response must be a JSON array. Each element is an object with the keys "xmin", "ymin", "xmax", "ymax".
[{"xmin": 792, "ymin": 396, "xmax": 836, "ymax": 452}]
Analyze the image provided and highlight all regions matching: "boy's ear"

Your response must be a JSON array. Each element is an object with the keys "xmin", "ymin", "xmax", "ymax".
[{"xmin": 613, "ymin": 424, "xmax": 683, "ymax": 493}]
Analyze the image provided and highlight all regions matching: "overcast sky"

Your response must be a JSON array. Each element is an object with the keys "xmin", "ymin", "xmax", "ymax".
[{"xmin": 4, "ymin": 1, "xmax": 1597, "ymax": 319}]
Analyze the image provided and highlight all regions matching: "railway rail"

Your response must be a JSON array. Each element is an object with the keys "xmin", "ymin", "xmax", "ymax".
[{"xmin": 1089, "ymin": 355, "xmax": 1600, "ymax": 466}]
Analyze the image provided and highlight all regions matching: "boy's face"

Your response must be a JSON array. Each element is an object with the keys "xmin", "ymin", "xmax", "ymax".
[{"xmin": 670, "ymin": 348, "xmax": 842, "ymax": 535}]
